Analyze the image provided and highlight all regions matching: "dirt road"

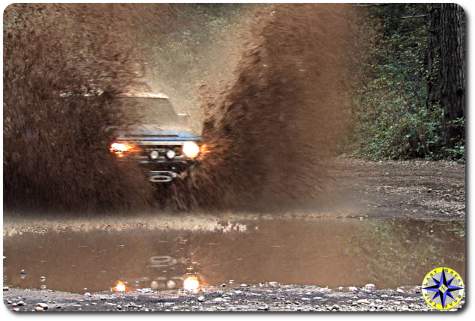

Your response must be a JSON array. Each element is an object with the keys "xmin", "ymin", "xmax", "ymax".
[{"xmin": 322, "ymin": 158, "xmax": 465, "ymax": 220}]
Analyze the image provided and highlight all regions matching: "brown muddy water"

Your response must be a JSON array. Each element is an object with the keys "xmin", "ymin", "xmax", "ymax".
[{"xmin": 3, "ymin": 217, "xmax": 465, "ymax": 293}]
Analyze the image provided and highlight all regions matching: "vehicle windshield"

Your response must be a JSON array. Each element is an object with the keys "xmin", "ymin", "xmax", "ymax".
[{"xmin": 118, "ymin": 97, "xmax": 188, "ymax": 129}]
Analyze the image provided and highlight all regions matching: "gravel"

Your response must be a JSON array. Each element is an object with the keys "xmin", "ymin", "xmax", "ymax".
[{"xmin": 4, "ymin": 283, "xmax": 463, "ymax": 312}]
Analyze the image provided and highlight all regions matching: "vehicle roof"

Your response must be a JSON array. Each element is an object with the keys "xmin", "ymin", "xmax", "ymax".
[
  {"xmin": 116, "ymin": 92, "xmax": 170, "ymax": 99},
  {"xmin": 59, "ymin": 90, "xmax": 170, "ymax": 99}
]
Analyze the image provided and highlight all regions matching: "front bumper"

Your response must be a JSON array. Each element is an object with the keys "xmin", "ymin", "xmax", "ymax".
[
  {"xmin": 140, "ymin": 159, "xmax": 197, "ymax": 183},
  {"xmin": 148, "ymin": 170, "xmax": 178, "ymax": 183},
  {"xmin": 115, "ymin": 139, "xmax": 199, "ymax": 183}
]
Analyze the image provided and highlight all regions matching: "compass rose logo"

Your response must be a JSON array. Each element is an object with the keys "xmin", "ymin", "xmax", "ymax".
[{"xmin": 421, "ymin": 267, "xmax": 464, "ymax": 311}]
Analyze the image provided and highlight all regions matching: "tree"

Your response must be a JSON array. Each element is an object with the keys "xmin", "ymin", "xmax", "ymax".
[{"xmin": 428, "ymin": 4, "xmax": 465, "ymax": 150}]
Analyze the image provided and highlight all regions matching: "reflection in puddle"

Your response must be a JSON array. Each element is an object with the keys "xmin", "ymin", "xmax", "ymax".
[
  {"xmin": 3, "ymin": 218, "xmax": 465, "ymax": 293},
  {"xmin": 112, "ymin": 280, "xmax": 127, "ymax": 293}
]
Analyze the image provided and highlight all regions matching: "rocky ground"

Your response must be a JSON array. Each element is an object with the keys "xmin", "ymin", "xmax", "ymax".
[{"xmin": 4, "ymin": 283, "xmax": 456, "ymax": 312}]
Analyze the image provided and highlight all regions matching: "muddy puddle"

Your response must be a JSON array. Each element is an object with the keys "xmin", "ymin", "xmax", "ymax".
[{"xmin": 3, "ymin": 217, "xmax": 465, "ymax": 293}]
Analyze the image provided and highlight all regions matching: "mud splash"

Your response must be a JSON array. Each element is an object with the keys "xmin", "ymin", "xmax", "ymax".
[
  {"xmin": 3, "ymin": 4, "xmax": 165, "ymax": 213},
  {"xmin": 4, "ymin": 4, "xmax": 361, "ymax": 214},
  {"xmin": 171, "ymin": 4, "xmax": 358, "ymax": 211}
]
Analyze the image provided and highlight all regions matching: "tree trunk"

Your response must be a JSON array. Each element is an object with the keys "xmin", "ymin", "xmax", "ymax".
[
  {"xmin": 426, "ymin": 4, "xmax": 440, "ymax": 109},
  {"xmin": 439, "ymin": 4, "xmax": 465, "ymax": 148}
]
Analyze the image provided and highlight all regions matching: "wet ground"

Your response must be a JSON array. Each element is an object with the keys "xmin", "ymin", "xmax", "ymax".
[
  {"xmin": 3, "ymin": 217, "xmax": 465, "ymax": 293},
  {"xmin": 3, "ymin": 216, "xmax": 465, "ymax": 312},
  {"xmin": 3, "ymin": 159, "xmax": 466, "ymax": 312}
]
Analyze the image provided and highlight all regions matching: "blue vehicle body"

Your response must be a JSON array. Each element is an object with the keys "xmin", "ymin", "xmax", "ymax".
[{"xmin": 116, "ymin": 129, "xmax": 201, "ymax": 142}]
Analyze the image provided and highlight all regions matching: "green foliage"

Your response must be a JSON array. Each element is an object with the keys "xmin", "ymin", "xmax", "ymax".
[
  {"xmin": 351, "ymin": 4, "xmax": 464, "ymax": 161},
  {"xmin": 441, "ymin": 117, "xmax": 465, "ymax": 160}
]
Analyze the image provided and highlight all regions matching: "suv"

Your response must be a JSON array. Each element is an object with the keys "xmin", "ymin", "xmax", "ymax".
[{"xmin": 109, "ymin": 93, "xmax": 202, "ymax": 183}]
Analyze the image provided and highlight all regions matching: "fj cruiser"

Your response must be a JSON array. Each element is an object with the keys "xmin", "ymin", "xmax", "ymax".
[{"xmin": 109, "ymin": 93, "xmax": 202, "ymax": 183}]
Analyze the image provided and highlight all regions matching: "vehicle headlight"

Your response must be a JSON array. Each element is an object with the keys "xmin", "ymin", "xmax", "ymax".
[
  {"xmin": 110, "ymin": 142, "xmax": 135, "ymax": 157},
  {"xmin": 166, "ymin": 149, "xmax": 176, "ymax": 159},
  {"xmin": 150, "ymin": 150, "xmax": 160, "ymax": 160},
  {"xmin": 182, "ymin": 141, "xmax": 200, "ymax": 159}
]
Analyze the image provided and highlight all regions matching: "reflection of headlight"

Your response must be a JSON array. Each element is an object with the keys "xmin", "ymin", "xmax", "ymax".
[
  {"xmin": 183, "ymin": 275, "xmax": 200, "ymax": 292},
  {"xmin": 182, "ymin": 141, "xmax": 200, "ymax": 159}
]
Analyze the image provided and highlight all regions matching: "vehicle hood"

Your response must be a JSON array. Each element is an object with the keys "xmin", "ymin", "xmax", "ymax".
[{"xmin": 115, "ymin": 124, "xmax": 201, "ymax": 141}]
